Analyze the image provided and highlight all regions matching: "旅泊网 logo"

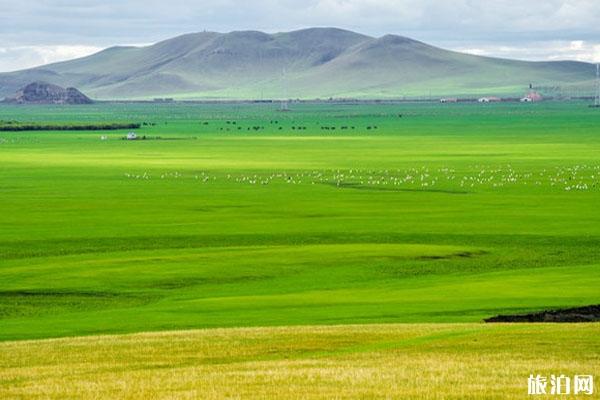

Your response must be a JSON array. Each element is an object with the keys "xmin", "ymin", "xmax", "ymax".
[{"xmin": 528, "ymin": 374, "xmax": 594, "ymax": 396}]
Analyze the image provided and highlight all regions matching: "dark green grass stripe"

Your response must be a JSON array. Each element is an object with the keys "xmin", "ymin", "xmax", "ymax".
[{"xmin": 1, "ymin": 232, "xmax": 599, "ymax": 260}]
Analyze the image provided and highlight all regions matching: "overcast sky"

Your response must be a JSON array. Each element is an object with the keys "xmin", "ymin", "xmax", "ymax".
[{"xmin": 1, "ymin": 0, "xmax": 599, "ymax": 72}]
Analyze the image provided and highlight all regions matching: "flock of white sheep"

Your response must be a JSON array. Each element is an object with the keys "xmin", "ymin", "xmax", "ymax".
[{"xmin": 123, "ymin": 164, "xmax": 600, "ymax": 192}]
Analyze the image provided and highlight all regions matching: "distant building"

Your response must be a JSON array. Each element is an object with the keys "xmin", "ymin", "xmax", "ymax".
[
  {"xmin": 440, "ymin": 98, "xmax": 458, "ymax": 103},
  {"xmin": 521, "ymin": 91, "xmax": 543, "ymax": 102},
  {"xmin": 126, "ymin": 132, "xmax": 137, "ymax": 140},
  {"xmin": 478, "ymin": 97, "xmax": 502, "ymax": 103},
  {"xmin": 100, "ymin": 135, "xmax": 107, "ymax": 141}
]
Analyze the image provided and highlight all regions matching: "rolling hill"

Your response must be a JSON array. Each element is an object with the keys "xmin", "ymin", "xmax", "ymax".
[{"xmin": 0, "ymin": 28, "xmax": 595, "ymax": 100}]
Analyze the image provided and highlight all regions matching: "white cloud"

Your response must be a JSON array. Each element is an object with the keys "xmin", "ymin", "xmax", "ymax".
[
  {"xmin": 0, "ymin": 45, "xmax": 103, "ymax": 72},
  {"xmin": 452, "ymin": 40, "xmax": 600, "ymax": 63}
]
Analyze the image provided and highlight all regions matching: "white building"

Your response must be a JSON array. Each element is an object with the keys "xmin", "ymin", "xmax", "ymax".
[
  {"xmin": 478, "ymin": 97, "xmax": 501, "ymax": 103},
  {"xmin": 520, "ymin": 91, "xmax": 543, "ymax": 103},
  {"xmin": 126, "ymin": 132, "xmax": 137, "ymax": 140}
]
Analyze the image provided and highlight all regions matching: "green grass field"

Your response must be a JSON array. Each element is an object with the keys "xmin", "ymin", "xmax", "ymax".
[{"xmin": 0, "ymin": 101, "xmax": 599, "ymax": 397}]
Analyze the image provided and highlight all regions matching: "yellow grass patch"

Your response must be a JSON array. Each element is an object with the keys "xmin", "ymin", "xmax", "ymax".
[{"xmin": 1, "ymin": 323, "xmax": 598, "ymax": 399}]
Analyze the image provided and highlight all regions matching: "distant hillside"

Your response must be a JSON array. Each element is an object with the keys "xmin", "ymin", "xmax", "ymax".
[
  {"xmin": 3, "ymin": 82, "xmax": 93, "ymax": 104},
  {"xmin": 0, "ymin": 28, "xmax": 595, "ymax": 100}
]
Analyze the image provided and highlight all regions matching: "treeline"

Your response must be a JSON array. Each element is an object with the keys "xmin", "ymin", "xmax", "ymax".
[{"xmin": 0, "ymin": 122, "xmax": 141, "ymax": 132}]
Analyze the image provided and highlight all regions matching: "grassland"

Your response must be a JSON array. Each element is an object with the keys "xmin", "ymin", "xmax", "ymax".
[{"xmin": 0, "ymin": 101, "xmax": 599, "ymax": 397}]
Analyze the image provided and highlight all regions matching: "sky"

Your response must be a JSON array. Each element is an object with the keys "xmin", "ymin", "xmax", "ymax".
[{"xmin": 1, "ymin": 0, "xmax": 599, "ymax": 72}]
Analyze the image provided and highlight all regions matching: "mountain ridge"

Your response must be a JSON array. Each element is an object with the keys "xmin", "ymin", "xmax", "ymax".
[{"xmin": 0, "ymin": 28, "xmax": 595, "ymax": 100}]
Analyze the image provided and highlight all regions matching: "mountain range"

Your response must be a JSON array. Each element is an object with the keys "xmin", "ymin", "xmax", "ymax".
[{"xmin": 0, "ymin": 28, "xmax": 595, "ymax": 100}]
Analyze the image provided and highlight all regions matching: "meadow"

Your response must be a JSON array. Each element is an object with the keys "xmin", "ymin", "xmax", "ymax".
[{"xmin": 0, "ymin": 101, "xmax": 599, "ymax": 397}]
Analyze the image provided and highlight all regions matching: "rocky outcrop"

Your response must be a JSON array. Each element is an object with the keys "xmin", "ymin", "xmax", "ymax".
[{"xmin": 5, "ymin": 82, "xmax": 93, "ymax": 104}]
